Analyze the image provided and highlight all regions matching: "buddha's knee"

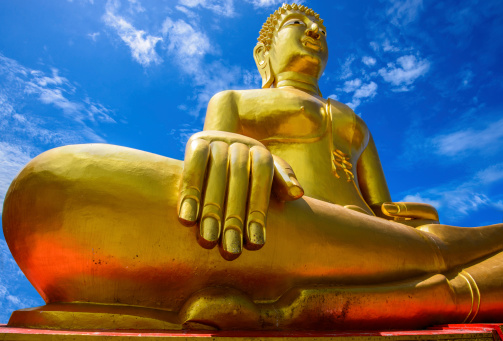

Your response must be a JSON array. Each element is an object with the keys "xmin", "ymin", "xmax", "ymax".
[{"xmin": 3, "ymin": 144, "xmax": 184, "ymax": 262}]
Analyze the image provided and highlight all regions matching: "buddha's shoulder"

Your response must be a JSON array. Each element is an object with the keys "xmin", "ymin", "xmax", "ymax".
[
  {"xmin": 210, "ymin": 88, "xmax": 264, "ymax": 97},
  {"xmin": 210, "ymin": 88, "xmax": 317, "ymax": 104},
  {"xmin": 208, "ymin": 89, "xmax": 257, "ymax": 108},
  {"xmin": 328, "ymin": 99, "xmax": 369, "ymax": 133}
]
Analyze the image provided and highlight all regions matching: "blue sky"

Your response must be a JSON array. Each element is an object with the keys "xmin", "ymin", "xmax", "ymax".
[{"xmin": 1, "ymin": 0, "xmax": 502, "ymax": 324}]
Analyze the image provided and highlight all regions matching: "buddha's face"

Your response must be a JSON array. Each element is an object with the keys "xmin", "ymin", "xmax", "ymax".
[{"xmin": 268, "ymin": 12, "xmax": 328, "ymax": 79}]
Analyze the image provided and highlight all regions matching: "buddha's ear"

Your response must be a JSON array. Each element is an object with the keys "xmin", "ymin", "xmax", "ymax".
[{"xmin": 253, "ymin": 43, "xmax": 274, "ymax": 88}]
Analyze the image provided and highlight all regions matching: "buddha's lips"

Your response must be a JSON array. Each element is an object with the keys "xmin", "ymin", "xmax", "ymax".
[{"xmin": 302, "ymin": 37, "xmax": 323, "ymax": 51}]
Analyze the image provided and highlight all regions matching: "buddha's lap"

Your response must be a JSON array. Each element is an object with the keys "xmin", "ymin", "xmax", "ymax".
[{"xmin": 2, "ymin": 144, "xmax": 493, "ymax": 308}]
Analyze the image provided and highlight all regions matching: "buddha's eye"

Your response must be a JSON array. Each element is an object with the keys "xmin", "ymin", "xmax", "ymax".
[
  {"xmin": 320, "ymin": 29, "xmax": 327, "ymax": 36},
  {"xmin": 283, "ymin": 18, "xmax": 306, "ymax": 28}
]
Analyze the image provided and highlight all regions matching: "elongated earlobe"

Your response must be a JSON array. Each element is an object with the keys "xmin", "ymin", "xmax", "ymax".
[{"xmin": 253, "ymin": 43, "xmax": 274, "ymax": 88}]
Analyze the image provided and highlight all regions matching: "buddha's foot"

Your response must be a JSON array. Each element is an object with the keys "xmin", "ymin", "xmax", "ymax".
[
  {"xmin": 7, "ymin": 288, "xmax": 260, "ymax": 331},
  {"xmin": 8, "ymin": 272, "xmax": 476, "ymax": 331},
  {"xmin": 180, "ymin": 287, "xmax": 261, "ymax": 330},
  {"xmin": 8, "ymin": 303, "xmax": 183, "ymax": 331}
]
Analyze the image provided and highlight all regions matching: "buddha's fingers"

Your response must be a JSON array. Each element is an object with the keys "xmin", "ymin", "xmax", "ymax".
[
  {"xmin": 178, "ymin": 139, "xmax": 210, "ymax": 226},
  {"xmin": 190, "ymin": 130, "xmax": 265, "ymax": 149},
  {"xmin": 244, "ymin": 146, "xmax": 274, "ymax": 251},
  {"xmin": 220, "ymin": 143, "xmax": 250, "ymax": 261},
  {"xmin": 272, "ymin": 155, "xmax": 304, "ymax": 201},
  {"xmin": 382, "ymin": 202, "xmax": 439, "ymax": 221},
  {"xmin": 198, "ymin": 141, "xmax": 229, "ymax": 249}
]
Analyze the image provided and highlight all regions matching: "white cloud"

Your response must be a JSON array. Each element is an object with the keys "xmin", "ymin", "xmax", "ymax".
[
  {"xmin": 0, "ymin": 92, "xmax": 15, "ymax": 119},
  {"xmin": 0, "ymin": 239, "xmax": 44, "ymax": 324},
  {"xmin": 397, "ymin": 153, "xmax": 503, "ymax": 224},
  {"xmin": 6, "ymin": 295, "xmax": 21, "ymax": 306},
  {"xmin": 401, "ymin": 193, "xmax": 441, "ymax": 208},
  {"xmin": 459, "ymin": 68, "xmax": 474, "ymax": 89},
  {"xmin": 127, "ymin": 0, "xmax": 145, "ymax": 13},
  {"xmin": 0, "ymin": 53, "xmax": 119, "ymax": 252},
  {"xmin": 341, "ymin": 79, "xmax": 378, "ymax": 110},
  {"xmin": 101, "ymin": 1, "xmax": 253, "ymax": 117},
  {"xmin": 368, "ymin": 39, "xmax": 403, "ymax": 53},
  {"xmin": 187, "ymin": 60, "xmax": 242, "ymax": 116},
  {"xmin": 0, "ymin": 92, "xmax": 74, "ymax": 147},
  {"xmin": 102, "ymin": 2, "xmax": 230, "ymax": 116},
  {"xmin": 178, "ymin": 0, "xmax": 235, "ymax": 17},
  {"xmin": 413, "ymin": 189, "xmax": 490, "ymax": 217},
  {"xmin": 343, "ymin": 78, "xmax": 362, "ymax": 93},
  {"xmin": 354, "ymin": 81, "xmax": 378, "ymax": 99},
  {"xmin": 432, "ymin": 118, "xmax": 503, "ymax": 158},
  {"xmin": 362, "ymin": 56, "xmax": 376, "ymax": 67},
  {"xmin": 88, "ymin": 32, "xmax": 100, "ymax": 41},
  {"xmin": 0, "ymin": 56, "xmax": 113, "ymax": 126},
  {"xmin": 378, "ymin": 55, "xmax": 430, "ymax": 90},
  {"xmin": 387, "ymin": 0, "xmax": 423, "ymax": 26},
  {"xmin": 0, "ymin": 142, "xmax": 32, "ymax": 210},
  {"xmin": 84, "ymin": 97, "xmax": 116, "ymax": 123},
  {"xmin": 245, "ymin": 0, "xmax": 283, "ymax": 8},
  {"xmin": 369, "ymin": 41, "xmax": 380, "ymax": 52},
  {"xmin": 160, "ymin": 16, "xmax": 243, "ymax": 116},
  {"xmin": 476, "ymin": 163, "xmax": 503, "ymax": 184},
  {"xmin": 38, "ymin": 87, "xmax": 83, "ymax": 114},
  {"xmin": 382, "ymin": 39, "xmax": 401, "ymax": 52},
  {"xmin": 103, "ymin": 0, "xmax": 162, "ymax": 67},
  {"xmin": 243, "ymin": 70, "xmax": 261, "ymax": 87},
  {"xmin": 339, "ymin": 55, "xmax": 355, "ymax": 80},
  {"xmin": 399, "ymin": 180, "xmax": 497, "ymax": 223},
  {"xmin": 175, "ymin": 5, "xmax": 198, "ymax": 18},
  {"xmin": 346, "ymin": 100, "xmax": 361, "ymax": 111},
  {"xmin": 0, "ymin": 53, "xmax": 115, "ymax": 193},
  {"xmin": 168, "ymin": 126, "xmax": 203, "ymax": 152},
  {"xmin": 161, "ymin": 17, "xmax": 211, "ymax": 72},
  {"xmin": 441, "ymin": 1, "xmax": 502, "ymax": 38},
  {"xmin": 33, "ymin": 68, "xmax": 69, "ymax": 87}
]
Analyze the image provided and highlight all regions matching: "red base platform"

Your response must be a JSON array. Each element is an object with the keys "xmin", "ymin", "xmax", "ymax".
[{"xmin": 1, "ymin": 324, "xmax": 503, "ymax": 340}]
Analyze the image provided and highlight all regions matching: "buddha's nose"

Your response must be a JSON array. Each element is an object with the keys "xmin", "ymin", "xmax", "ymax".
[{"xmin": 306, "ymin": 23, "xmax": 320, "ymax": 39}]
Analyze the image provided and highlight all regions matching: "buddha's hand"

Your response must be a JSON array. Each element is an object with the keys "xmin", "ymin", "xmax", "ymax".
[
  {"xmin": 178, "ymin": 131, "xmax": 304, "ymax": 260},
  {"xmin": 377, "ymin": 202, "xmax": 440, "ymax": 226}
]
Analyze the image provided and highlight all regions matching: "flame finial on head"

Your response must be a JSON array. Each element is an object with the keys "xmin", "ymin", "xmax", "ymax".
[{"xmin": 257, "ymin": 3, "xmax": 323, "ymax": 51}]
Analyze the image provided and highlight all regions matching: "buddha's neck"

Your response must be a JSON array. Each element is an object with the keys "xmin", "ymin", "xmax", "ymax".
[{"xmin": 275, "ymin": 72, "xmax": 320, "ymax": 96}]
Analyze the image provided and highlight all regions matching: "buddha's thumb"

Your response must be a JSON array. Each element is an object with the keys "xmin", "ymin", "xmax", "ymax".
[{"xmin": 272, "ymin": 155, "xmax": 304, "ymax": 201}]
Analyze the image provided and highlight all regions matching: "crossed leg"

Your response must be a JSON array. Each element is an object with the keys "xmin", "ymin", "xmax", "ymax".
[{"xmin": 4, "ymin": 144, "xmax": 503, "ymax": 329}]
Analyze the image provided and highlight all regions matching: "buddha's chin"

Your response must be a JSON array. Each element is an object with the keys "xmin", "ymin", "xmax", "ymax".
[
  {"xmin": 298, "ymin": 48, "xmax": 327, "ymax": 69},
  {"xmin": 290, "ymin": 53, "xmax": 325, "ymax": 74}
]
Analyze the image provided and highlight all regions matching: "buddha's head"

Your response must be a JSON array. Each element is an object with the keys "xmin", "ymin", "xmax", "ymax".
[{"xmin": 254, "ymin": 3, "xmax": 328, "ymax": 88}]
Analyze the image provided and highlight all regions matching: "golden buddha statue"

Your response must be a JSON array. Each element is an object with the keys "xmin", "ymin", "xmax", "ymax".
[{"xmin": 3, "ymin": 3, "xmax": 503, "ymax": 331}]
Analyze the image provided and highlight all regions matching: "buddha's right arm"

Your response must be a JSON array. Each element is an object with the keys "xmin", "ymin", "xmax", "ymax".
[
  {"xmin": 357, "ymin": 133, "xmax": 392, "ymax": 214},
  {"xmin": 357, "ymin": 134, "xmax": 439, "ymax": 225},
  {"xmin": 203, "ymin": 90, "xmax": 241, "ymax": 133},
  {"xmin": 178, "ymin": 91, "xmax": 303, "ymax": 260}
]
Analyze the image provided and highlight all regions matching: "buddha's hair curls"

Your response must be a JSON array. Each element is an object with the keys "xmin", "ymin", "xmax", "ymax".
[{"xmin": 257, "ymin": 3, "xmax": 323, "ymax": 51}]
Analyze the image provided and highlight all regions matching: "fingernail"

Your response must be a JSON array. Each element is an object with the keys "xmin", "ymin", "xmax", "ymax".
[
  {"xmin": 224, "ymin": 229, "xmax": 241, "ymax": 254},
  {"xmin": 287, "ymin": 184, "xmax": 304, "ymax": 199},
  {"xmin": 201, "ymin": 217, "xmax": 220, "ymax": 242},
  {"xmin": 382, "ymin": 202, "xmax": 398, "ymax": 215},
  {"xmin": 248, "ymin": 222, "xmax": 265, "ymax": 246},
  {"xmin": 179, "ymin": 198, "xmax": 198, "ymax": 225},
  {"xmin": 289, "ymin": 176, "xmax": 302, "ymax": 188}
]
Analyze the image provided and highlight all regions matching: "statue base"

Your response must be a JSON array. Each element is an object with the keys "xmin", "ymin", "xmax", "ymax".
[{"xmin": 1, "ymin": 324, "xmax": 502, "ymax": 341}]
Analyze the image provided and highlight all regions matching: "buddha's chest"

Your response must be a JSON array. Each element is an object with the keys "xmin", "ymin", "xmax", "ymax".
[{"xmin": 239, "ymin": 90, "xmax": 330, "ymax": 143}]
